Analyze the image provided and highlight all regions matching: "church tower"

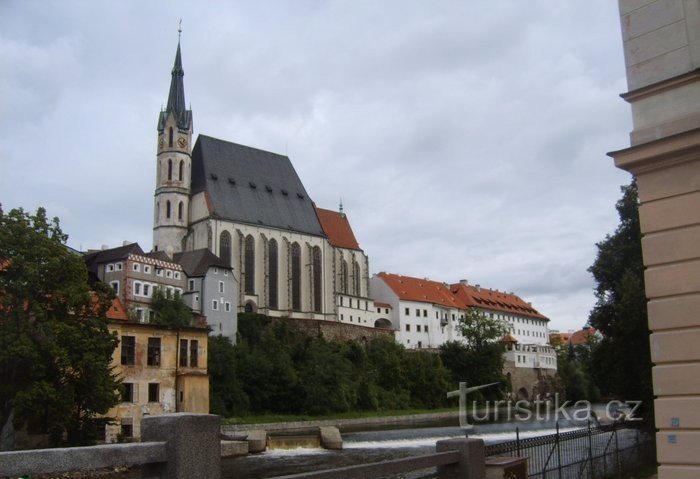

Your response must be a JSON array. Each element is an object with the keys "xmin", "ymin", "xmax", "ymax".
[{"xmin": 153, "ymin": 38, "xmax": 193, "ymax": 255}]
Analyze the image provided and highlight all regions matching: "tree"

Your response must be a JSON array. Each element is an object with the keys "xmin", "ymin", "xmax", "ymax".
[
  {"xmin": 150, "ymin": 287, "xmax": 193, "ymax": 328},
  {"xmin": 588, "ymin": 181, "xmax": 653, "ymax": 423},
  {"xmin": 0, "ymin": 206, "xmax": 120, "ymax": 448},
  {"xmin": 440, "ymin": 309, "xmax": 508, "ymax": 401}
]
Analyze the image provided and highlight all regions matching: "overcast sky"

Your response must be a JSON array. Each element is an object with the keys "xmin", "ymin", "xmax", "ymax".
[{"xmin": 0, "ymin": 1, "xmax": 633, "ymax": 333}]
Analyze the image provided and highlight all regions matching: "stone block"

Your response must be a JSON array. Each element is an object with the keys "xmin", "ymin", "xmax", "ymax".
[
  {"xmin": 140, "ymin": 413, "xmax": 220, "ymax": 479},
  {"xmin": 648, "ymin": 294, "xmax": 700, "ymax": 331},
  {"xmin": 656, "ymin": 397, "xmax": 700, "ymax": 429},
  {"xmin": 642, "ymin": 225, "xmax": 700, "ymax": 266},
  {"xmin": 645, "ymin": 260, "xmax": 700, "ymax": 298},
  {"xmin": 245, "ymin": 429, "xmax": 267, "ymax": 453},
  {"xmin": 621, "ymin": 0, "xmax": 684, "ymax": 41},
  {"xmin": 657, "ymin": 430, "xmax": 700, "ymax": 465},
  {"xmin": 637, "ymin": 160, "xmax": 700, "ymax": 204},
  {"xmin": 658, "ymin": 464, "xmax": 700, "ymax": 478},
  {"xmin": 624, "ymin": 20, "xmax": 686, "ymax": 67},
  {"xmin": 436, "ymin": 438, "xmax": 485, "ymax": 479},
  {"xmin": 319, "ymin": 426, "xmax": 343, "ymax": 450},
  {"xmin": 639, "ymin": 190, "xmax": 700, "ymax": 234},
  {"xmin": 651, "ymin": 329, "xmax": 700, "ymax": 363},
  {"xmin": 220, "ymin": 440, "xmax": 248, "ymax": 458},
  {"xmin": 653, "ymin": 363, "xmax": 700, "ymax": 395}
]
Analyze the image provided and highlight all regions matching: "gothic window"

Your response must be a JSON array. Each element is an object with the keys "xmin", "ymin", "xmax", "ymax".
[
  {"xmin": 244, "ymin": 235, "xmax": 255, "ymax": 294},
  {"xmin": 168, "ymin": 127, "xmax": 174, "ymax": 147},
  {"xmin": 166, "ymin": 200, "xmax": 171, "ymax": 219},
  {"xmin": 155, "ymin": 202, "xmax": 159, "ymax": 222},
  {"xmin": 219, "ymin": 231, "xmax": 231, "ymax": 267},
  {"xmin": 291, "ymin": 242, "xmax": 301, "ymax": 311},
  {"xmin": 167, "ymin": 159, "xmax": 173, "ymax": 181},
  {"xmin": 312, "ymin": 246, "xmax": 322, "ymax": 313},
  {"xmin": 340, "ymin": 259, "xmax": 348, "ymax": 294},
  {"xmin": 268, "ymin": 239, "xmax": 278, "ymax": 309},
  {"xmin": 178, "ymin": 201, "xmax": 184, "ymax": 220},
  {"xmin": 178, "ymin": 160, "xmax": 184, "ymax": 181},
  {"xmin": 353, "ymin": 260, "xmax": 361, "ymax": 296}
]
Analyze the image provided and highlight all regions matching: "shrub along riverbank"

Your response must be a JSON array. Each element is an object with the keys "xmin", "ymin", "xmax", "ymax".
[{"xmin": 209, "ymin": 313, "xmax": 507, "ymax": 418}]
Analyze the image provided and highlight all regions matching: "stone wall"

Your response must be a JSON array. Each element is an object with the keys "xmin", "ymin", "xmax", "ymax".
[
  {"xmin": 503, "ymin": 362, "xmax": 560, "ymax": 401},
  {"xmin": 271, "ymin": 317, "xmax": 394, "ymax": 342}
]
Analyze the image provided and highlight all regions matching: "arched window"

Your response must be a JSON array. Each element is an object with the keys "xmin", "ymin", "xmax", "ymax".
[
  {"xmin": 178, "ymin": 201, "xmax": 184, "ymax": 220},
  {"xmin": 291, "ymin": 242, "xmax": 301, "ymax": 311},
  {"xmin": 340, "ymin": 259, "xmax": 348, "ymax": 294},
  {"xmin": 268, "ymin": 239, "xmax": 278, "ymax": 309},
  {"xmin": 155, "ymin": 201, "xmax": 159, "ymax": 222},
  {"xmin": 219, "ymin": 231, "xmax": 231, "ymax": 267},
  {"xmin": 167, "ymin": 159, "xmax": 173, "ymax": 181},
  {"xmin": 312, "ymin": 246, "xmax": 322, "ymax": 313},
  {"xmin": 168, "ymin": 127, "xmax": 174, "ymax": 147},
  {"xmin": 166, "ymin": 200, "xmax": 171, "ymax": 219},
  {"xmin": 353, "ymin": 260, "xmax": 361, "ymax": 296},
  {"xmin": 244, "ymin": 235, "xmax": 255, "ymax": 294},
  {"xmin": 179, "ymin": 160, "xmax": 184, "ymax": 181}
]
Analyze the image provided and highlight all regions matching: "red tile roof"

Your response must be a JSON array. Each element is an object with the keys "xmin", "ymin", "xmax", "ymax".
[
  {"xmin": 569, "ymin": 327, "xmax": 598, "ymax": 345},
  {"xmin": 315, "ymin": 207, "xmax": 361, "ymax": 250},
  {"xmin": 374, "ymin": 301, "xmax": 392, "ymax": 309},
  {"xmin": 450, "ymin": 282, "xmax": 548, "ymax": 321},
  {"xmin": 377, "ymin": 272, "xmax": 467, "ymax": 309},
  {"xmin": 106, "ymin": 297, "xmax": 129, "ymax": 321}
]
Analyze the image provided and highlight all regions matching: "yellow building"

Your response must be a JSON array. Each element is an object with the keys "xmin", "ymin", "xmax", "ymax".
[{"xmin": 104, "ymin": 298, "xmax": 209, "ymax": 442}]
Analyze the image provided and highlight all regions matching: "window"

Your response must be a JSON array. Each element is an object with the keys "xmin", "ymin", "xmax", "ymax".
[
  {"xmin": 219, "ymin": 281, "xmax": 224, "ymax": 293},
  {"xmin": 122, "ymin": 383, "xmax": 134, "ymax": 403},
  {"xmin": 312, "ymin": 246, "xmax": 322, "ymax": 313},
  {"xmin": 188, "ymin": 279, "xmax": 195, "ymax": 291},
  {"xmin": 423, "ymin": 309, "xmax": 427, "ymax": 317},
  {"xmin": 107, "ymin": 264, "xmax": 114, "ymax": 272},
  {"xmin": 134, "ymin": 282, "xmax": 141, "ymax": 296},
  {"xmin": 405, "ymin": 324, "xmax": 410, "ymax": 332},
  {"xmin": 350, "ymin": 316, "xmax": 353, "ymax": 322},
  {"xmin": 144, "ymin": 265, "xmax": 151, "ymax": 274},
  {"xmin": 340, "ymin": 260, "xmax": 349, "ymax": 294},
  {"xmin": 212, "ymin": 300, "xmax": 218, "ymax": 311},
  {"xmin": 148, "ymin": 310, "xmax": 155, "ymax": 322},
  {"xmin": 179, "ymin": 339, "xmax": 188, "ymax": 367},
  {"xmin": 291, "ymin": 242, "xmax": 301, "ymax": 311},
  {"xmin": 417, "ymin": 325, "xmax": 421, "ymax": 332},
  {"xmin": 121, "ymin": 424, "xmax": 133, "ymax": 439},
  {"xmin": 121, "ymin": 336, "xmax": 135, "ymax": 365},
  {"xmin": 219, "ymin": 231, "xmax": 231, "ymax": 267},
  {"xmin": 135, "ymin": 308, "xmax": 143, "ymax": 321},
  {"xmin": 377, "ymin": 307, "xmax": 380, "ymax": 313},
  {"xmin": 225, "ymin": 302, "xmax": 231, "ymax": 312},
  {"xmin": 189, "ymin": 340, "xmax": 198, "ymax": 367},
  {"xmin": 166, "ymin": 270, "xmax": 172, "ymax": 278},
  {"xmin": 166, "ymin": 201, "xmax": 171, "ymax": 219},
  {"xmin": 167, "ymin": 158, "xmax": 173, "ymax": 180},
  {"xmin": 405, "ymin": 308, "xmax": 410, "ymax": 316},
  {"xmin": 116, "ymin": 263, "xmax": 123, "ymax": 271},
  {"xmin": 244, "ymin": 235, "xmax": 255, "ymax": 294},
  {"xmin": 178, "ymin": 160, "xmax": 184, "ymax": 181},
  {"xmin": 353, "ymin": 260, "xmax": 361, "ymax": 295},
  {"xmin": 133, "ymin": 263, "xmax": 140, "ymax": 272},
  {"xmin": 168, "ymin": 127, "xmax": 173, "ymax": 147},
  {"xmin": 147, "ymin": 337, "xmax": 161, "ymax": 366},
  {"xmin": 178, "ymin": 202, "xmax": 183, "ymax": 220},
  {"xmin": 416, "ymin": 309, "xmax": 420, "ymax": 316},
  {"xmin": 213, "ymin": 267, "xmax": 218, "ymax": 274},
  {"xmin": 148, "ymin": 383, "xmax": 160, "ymax": 403},
  {"xmin": 143, "ymin": 284, "xmax": 150, "ymax": 296},
  {"xmin": 110, "ymin": 281, "xmax": 120, "ymax": 294}
]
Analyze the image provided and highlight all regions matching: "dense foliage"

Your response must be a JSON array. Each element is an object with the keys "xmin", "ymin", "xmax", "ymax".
[
  {"xmin": 209, "ymin": 313, "xmax": 507, "ymax": 417},
  {"xmin": 0, "ymin": 207, "xmax": 120, "ymax": 449},
  {"xmin": 588, "ymin": 181, "xmax": 653, "ymax": 422},
  {"xmin": 150, "ymin": 287, "xmax": 193, "ymax": 328}
]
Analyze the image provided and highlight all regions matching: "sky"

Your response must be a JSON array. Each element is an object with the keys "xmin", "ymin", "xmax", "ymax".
[{"xmin": 0, "ymin": 1, "xmax": 634, "ymax": 333}]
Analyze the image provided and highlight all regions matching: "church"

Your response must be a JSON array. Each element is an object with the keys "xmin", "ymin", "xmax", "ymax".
[{"xmin": 152, "ymin": 39, "xmax": 380, "ymax": 326}]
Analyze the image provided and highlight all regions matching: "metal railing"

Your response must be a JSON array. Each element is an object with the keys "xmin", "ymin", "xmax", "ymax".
[{"xmin": 485, "ymin": 421, "xmax": 655, "ymax": 479}]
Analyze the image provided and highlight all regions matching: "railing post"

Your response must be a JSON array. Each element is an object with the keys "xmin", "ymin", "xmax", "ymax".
[
  {"xmin": 140, "ymin": 413, "xmax": 221, "ymax": 479},
  {"xmin": 436, "ymin": 438, "xmax": 485, "ymax": 479}
]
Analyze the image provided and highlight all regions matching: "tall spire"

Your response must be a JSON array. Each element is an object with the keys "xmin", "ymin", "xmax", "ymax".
[{"xmin": 158, "ymin": 23, "xmax": 192, "ymax": 132}]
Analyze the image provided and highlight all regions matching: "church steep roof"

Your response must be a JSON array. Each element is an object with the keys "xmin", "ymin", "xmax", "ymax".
[
  {"xmin": 191, "ymin": 135, "xmax": 325, "ymax": 237},
  {"xmin": 315, "ymin": 207, "xmax": 362, "ymax": 250},
  {"xmin": 158, "ymin": 41, "xmax": 192, "ymax": 132}
]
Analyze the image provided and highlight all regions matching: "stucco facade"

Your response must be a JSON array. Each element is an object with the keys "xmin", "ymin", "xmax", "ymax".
[
  {"xmin": 104, "ymin": 320, "xmax": 209, "ymax": 443},
  {"xmin": 610, "ymin": 2, "xmax": 700, "ymax": 476}
]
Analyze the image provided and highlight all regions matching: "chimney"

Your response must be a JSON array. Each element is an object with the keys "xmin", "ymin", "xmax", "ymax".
[
  {"xmin": 101, "ymin": 244, "xmax": 109, "ymax": 250},
  {"xmin": 475, "ymin": 284, "xmax": 481, "ymax": 291},
  {"xmin": 123, "ymin": 240, "xmax": 131, "ymax": 246},
  {"xmin": 460, "ymin": 279, "xmax": 469, "ymax": 285}
]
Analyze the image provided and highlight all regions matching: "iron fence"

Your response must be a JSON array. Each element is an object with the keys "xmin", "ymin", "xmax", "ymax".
[{"xmin": 485, "ymin": 421, "xmax": 655, "ymax": 479}]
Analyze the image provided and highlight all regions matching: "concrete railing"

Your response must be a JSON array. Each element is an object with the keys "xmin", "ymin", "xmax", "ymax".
[
  {"xmin": 0, "ymin": 413, "xmax": 221, "ymax": 479},
  {"xmin": 270, "ymin": 438, "xmax": 486, "ymax": 479}
]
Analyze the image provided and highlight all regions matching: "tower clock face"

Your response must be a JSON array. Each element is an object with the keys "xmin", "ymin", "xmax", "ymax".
[{"xmin": 177, "ymin": 137, "xmax": 187, "ymax": 148}]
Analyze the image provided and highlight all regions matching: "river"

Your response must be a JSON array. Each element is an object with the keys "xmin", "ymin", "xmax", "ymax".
[{"xmin": 222, "ymin": 418, "xmax": 590, "ymax": 479}]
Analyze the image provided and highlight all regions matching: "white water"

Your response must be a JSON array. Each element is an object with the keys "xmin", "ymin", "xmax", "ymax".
[{"xmin": 343, "ymin": 426, "xmax": 584, "ymax": 450}]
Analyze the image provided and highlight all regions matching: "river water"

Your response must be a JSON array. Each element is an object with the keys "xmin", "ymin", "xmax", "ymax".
[{"xmin": 223, "ymin": 418, "xmax": 589, "ymax": 479}]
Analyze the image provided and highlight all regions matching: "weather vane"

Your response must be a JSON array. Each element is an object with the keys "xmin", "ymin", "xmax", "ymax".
[{"xmin": 178, "ymin": 19, "xmax": 182, "ymax": 40}]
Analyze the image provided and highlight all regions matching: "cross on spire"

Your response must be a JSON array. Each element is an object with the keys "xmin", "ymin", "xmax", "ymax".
[{"xmin": 178, "ymin": 19, "xmax": 182, "ymax": 40}]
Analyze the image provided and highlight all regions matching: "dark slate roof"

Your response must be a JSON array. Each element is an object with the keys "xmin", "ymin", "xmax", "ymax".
[
  {"xmin": 191, "ymin": 135, "xmax": 325, "ymax": 237},
  {"xmin": 158, "ymin": 41, "xmax": 192, "ymax": 132},
  {"xmin": 146, "ymin": 250, "xmax": 173, "ymax": 262},
  {"xmin": 174, "ymin": 249, "xmax": 231, "ymax": 277},
  {"xmin": 84, "ymin": 243, "xmax": 144, "ymax": 275}
]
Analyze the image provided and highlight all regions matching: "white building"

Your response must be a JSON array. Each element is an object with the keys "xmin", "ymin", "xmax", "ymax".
[
  {"xmin": 450, "ymin": 281, "xmax": 557, "ymax": 372},
  {"xmin": 370, "ymin": 272, "xmax": 466, "ymax": 349}
]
